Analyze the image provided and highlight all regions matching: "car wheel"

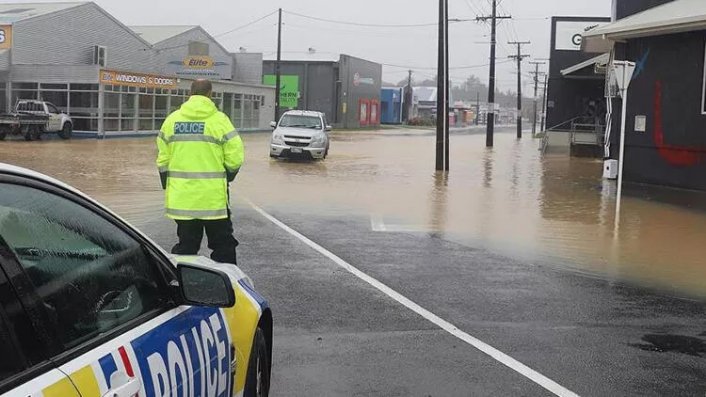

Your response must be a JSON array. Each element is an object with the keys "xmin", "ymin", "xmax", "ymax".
[
  {"xmin": 59, "ymin": 123, "xmax": 72, "ymax": 140},
  {"xmin": 244, "ymin": 327, "xmax": 270, "ymax": 397}
]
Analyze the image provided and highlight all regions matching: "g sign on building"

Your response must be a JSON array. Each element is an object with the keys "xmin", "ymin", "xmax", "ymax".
[{"xmin": 554, "ymin": 21, "xmax": 606, "ymax": 51}]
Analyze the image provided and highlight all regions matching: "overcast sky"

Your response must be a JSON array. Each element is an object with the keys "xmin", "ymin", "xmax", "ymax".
[{"xmin": 19, "ymin": 0, "xmax": 611, "ymax": 91}]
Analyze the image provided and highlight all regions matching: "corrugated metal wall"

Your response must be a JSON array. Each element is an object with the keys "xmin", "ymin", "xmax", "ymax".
[
  {"xmin": 232, "ymin": 53, "xmax": 263, "ymax": 85},
  {"xmin": 11, "ymin": 65, "xmax": 98, "ymax": 83},
  {"xmin": 11, "ymin": 3, "xmax": 156, "ymax": 73}
]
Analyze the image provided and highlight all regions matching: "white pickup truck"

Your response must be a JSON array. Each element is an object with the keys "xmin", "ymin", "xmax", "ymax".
[{"xmin": 0, "ymin": 100, "xmax": 73, "ymax": 141}]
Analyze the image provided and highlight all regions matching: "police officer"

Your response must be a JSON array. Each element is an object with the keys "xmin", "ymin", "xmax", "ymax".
[{"xmin": 157, "ymin": 79, "xmax": 244, "ymax": 264}]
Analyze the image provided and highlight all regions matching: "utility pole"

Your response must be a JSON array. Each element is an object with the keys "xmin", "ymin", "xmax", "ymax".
[
  {"xmin": 540, "ymin": 73, "xmax": 548, "ymax": 131},
  {"xmin": 403, "ymin": 69, "xmax": 413, "ymax": 123},
  {"xmin": 436, "ymin": 0, "xmax": 449, "ymax": 171},
  {"xmin": 475, "ymin": 91, "xmax": 480, "ymax": 125},
  {"xmin": 508, "ymin": 41, "xmax": 530, "ymax": 139},
  {"xmin": 274, "ymin": 8, "xmax": 283, "ymax": 121},
  {"xmin": 477, "ymin": 1, "xmax": 511, "ymax": 147},
  {"xmin": 529, "ymin": 61, "xmax": 545, "ymax": 136}
]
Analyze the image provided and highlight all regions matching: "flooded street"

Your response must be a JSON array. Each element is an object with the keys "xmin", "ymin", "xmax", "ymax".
[
  {"xmin": 1, "ymin": 128, "xmax": 706, "ymax": 299},
  {"xmin": 2, "ymin": 128, "xmax": 705, "ymax": 396}
]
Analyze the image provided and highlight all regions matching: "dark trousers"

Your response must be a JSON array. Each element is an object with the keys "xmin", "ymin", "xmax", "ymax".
[{"xmin": 171, "ymin": 217, "xmax": 239, "ymax": 264}]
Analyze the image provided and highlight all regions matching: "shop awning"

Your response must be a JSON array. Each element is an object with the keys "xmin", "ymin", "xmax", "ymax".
[
  {"xmin": 583, "ymin": 0, "xmax": 706, "ymax": 52},
  {"xmin": 561, "ymin": 53, "xmax": 610, "ymax": 77}
]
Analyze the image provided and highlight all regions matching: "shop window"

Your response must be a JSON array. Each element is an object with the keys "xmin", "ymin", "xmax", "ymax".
[
  {"xmin": 39, "ymin": 91, "xmax": 68, "ymax": 110},
  {"xmin": 223, "ymin": 93, "xmax": 233, "ymax": 121},
  {"xmin": 120, "ymin": 93, "xmax": 136, "ymax": 118},
  {"xmin": 11, "ymin": 90, "xmax": 38, "ymax": 105},
  {"xmin": 138, "ymin": 94, "xmax": 154, "ymax": 118},
  {"xmin": 70, "ymin": 92, "xmax": 98, "ymax": 118},
  {"xmin": 155, "ymin": 95, "xmax": 169, "ymax": 118},
  {"xmin": 138, "ymin": 118, "xmax": 153, "ymax": 131},
  {"xmin": 121, "ymin": 118, "xmax": 134, "ymax": 132},
  {"xmin": 13, "ymin": 82, "xmax": 37, "ymax": 90},
  {"xmin": 72, "ymin": 118, "xmax": 98, "ymax": 132},
  {"xmin": 40, "ymin": 83, "xmax": 67, "ymax": 90},
  {"xmin": 70, "ymin": 84, "xmax": 98, "ymax": 91},
  {"xmin": 104, "ymin": 118, "xmax": 119, "ymax": 132},
  {"xmin": 103, "ymin": 93, "xmax": 120, "ymax": 118},
  {"xmin": 233, "ymin": 95, "xmax": 243, "ymax": 127}
]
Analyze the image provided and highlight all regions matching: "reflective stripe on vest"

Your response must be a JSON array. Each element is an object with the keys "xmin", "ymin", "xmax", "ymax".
[
  {"xmin": 167, "ymin": 171, "xmax": 226, "ymax": 179},
  {"xmin": 223, "ymin": 130, "xmax": 239, "ymax": 142},
  {"xmin": 168, "ymin": 134, "xmax": 222, "ymax": 144},
  {"xmin": 166, "ymin": 208, "xmax": 229, "ymax": 218}
]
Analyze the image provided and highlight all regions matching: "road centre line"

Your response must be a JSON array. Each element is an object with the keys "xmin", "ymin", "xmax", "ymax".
[{"xmin": 248, "ymin": 202, "xmax": 580, "ymax": 397}]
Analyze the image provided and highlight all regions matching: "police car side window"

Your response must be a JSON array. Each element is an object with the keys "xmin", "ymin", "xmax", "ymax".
[
  {"xmin": 0, "ymin": 183, "xmax": 170, "ymax": 351},
  {"xmin": 0, "ymin": 307, "xmax": 25, "ymax": 383}
]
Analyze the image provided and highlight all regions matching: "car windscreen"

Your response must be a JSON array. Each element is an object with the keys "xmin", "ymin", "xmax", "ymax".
[{"xmin": 279, "ymin": 115, "xmax": 322, "ymax": 129}]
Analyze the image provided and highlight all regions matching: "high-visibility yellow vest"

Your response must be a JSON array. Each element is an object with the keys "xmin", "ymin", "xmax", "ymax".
[{"xmin": 157, "ymin": 95, "xmax": 244, "ymax": 220}]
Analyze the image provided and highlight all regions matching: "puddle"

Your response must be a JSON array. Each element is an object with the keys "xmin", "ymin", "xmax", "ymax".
[{"xmin": 631, "ymin": 334, "xmax": 706, "ymax": 357}]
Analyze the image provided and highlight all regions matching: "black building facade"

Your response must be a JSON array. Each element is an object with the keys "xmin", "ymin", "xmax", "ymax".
[{"xmin": 263, "ymin": 54, "xmax": 382, "ymax": 129}]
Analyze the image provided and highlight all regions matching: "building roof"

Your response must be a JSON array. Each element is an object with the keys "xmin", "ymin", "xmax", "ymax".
[
  {"xmin": 129, "ymin": 25, "xmax": 199, "ymax": 45},
  {"xmin": 0, "ymin": 2, "xmax": 85, "ymax": 24},
  {"xmin": 561, "ymin": 53, "xmax": 610, "ymax": 76},
  {"xmin": 584, "ymin": 0, "xmax": 706, "ymax": 43}
]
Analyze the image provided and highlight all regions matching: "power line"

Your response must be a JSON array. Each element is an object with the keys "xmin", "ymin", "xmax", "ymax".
[
  {"xmin": 148, "ymin": 10, "xmax": 278, "ymax": 52},
  {"xmin": 214, "ymin": 10, "xmax": 279, "ymax": 38},
  {"xmin": 285, "ymin": 10, "xmax": 451, "ymax": 28},
  {"xmin": 381, "ymin": 59, "xmax": 512, "ymax": 71}
]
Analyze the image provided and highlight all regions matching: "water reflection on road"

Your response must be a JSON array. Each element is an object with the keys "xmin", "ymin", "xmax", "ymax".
[{"xmin": 1, "ymin": 129, "xmax": 705, "ymax": 298}]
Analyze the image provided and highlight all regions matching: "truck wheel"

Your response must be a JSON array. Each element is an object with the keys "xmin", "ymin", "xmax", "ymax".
[
  {"xmin": 31, "ymin": 125, "xmax": 43, "ymax": 141},
  {"xmin": 59, "ymin": 123, "xmax": 72, "ymax": 140}
]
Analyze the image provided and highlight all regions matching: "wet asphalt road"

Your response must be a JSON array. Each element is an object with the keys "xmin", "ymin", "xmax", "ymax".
[{"xmin": 0, "ymin": 127, "xmax": 704, "ymax": 396}]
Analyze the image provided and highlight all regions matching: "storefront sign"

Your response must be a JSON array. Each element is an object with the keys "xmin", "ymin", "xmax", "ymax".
[
  {"xmin": 0, "ymin": 25, "xmax": 12, "ymax": 50},
  {"xmin": 353, "ymin": 72, "xmax": 375, "ymax": 86},
  {"xmin": 263, "ymin": 75, "xmax": 299, "ymax": 108},
  {"xmin": 555, "ymin": 21, "xmax": 606, "ymax": 51},
  {"xmin": 167, "ymin": 56, "xmax": 231, "ymax": 79},
  {"xmin": 100, "ymin": 69, "xmax": 177, "ymax": 89},
  {"xmin": 182, "ymin": 56, "xmax": 214, "ymax": 69}
]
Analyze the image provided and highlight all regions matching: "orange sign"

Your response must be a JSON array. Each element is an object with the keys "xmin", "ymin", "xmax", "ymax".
[
  {"xmin": 0, "ymin": 25, "xmax": 12, "ymax": 50},
  {"xmin": 99, "ymin": 69, "xmax": 178, "ymax": 89},
  {"xmin": 182, "ymin": 56, "xmax": 214, "ymax": 70}
]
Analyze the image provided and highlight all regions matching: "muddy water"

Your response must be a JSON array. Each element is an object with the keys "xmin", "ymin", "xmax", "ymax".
[{"xmin": 1, "ymin": 130, "xmax": 705, "ymax": 298}]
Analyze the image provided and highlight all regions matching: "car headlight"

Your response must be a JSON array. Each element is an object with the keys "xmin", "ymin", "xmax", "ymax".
[
  {"xmin": 272, "ymin": 132, "xmax": 284, "ymax": 144},
  {"xmin": 311, "ymin": 133, "xmax": 326, "ymax": 146}
]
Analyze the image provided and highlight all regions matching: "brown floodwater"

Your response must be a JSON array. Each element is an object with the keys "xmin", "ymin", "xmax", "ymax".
[{"xmin": 1, "ymin": 129, "xmax": 705, "ymax": 299}]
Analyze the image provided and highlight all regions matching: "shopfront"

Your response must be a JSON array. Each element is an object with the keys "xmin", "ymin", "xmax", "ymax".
[{"xmin": 0, "ymin": 2, "xmax": 274, "ymax": 137}]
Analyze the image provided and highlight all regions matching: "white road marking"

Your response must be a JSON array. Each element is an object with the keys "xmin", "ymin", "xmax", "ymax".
[
  {"xmin": 370, "ymin": 214, "xmax": 435, "ymax": 233},
  {"xmin": 249, "ymin": 203, "xmax": 580, "ymax": 397}
]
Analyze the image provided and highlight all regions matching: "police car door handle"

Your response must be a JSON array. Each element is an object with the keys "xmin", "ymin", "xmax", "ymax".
[{"xmin": 102, "ymin": 371, "xmax": 141, "ymax": 397}]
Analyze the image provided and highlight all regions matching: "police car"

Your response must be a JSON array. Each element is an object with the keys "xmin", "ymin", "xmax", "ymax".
[{"xmin": 0, "ymin": 163, "xmax": 272, "ymax": 397}]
